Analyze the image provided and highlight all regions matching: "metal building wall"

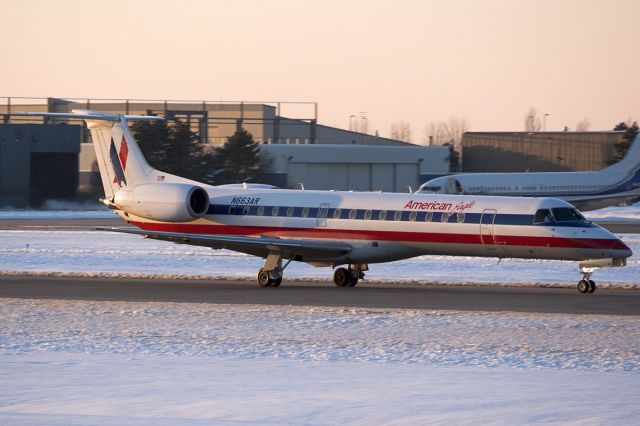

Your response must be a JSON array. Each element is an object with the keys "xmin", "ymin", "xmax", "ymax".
[
  {"xmin": 261, "ymin": 144, "xmax": 449, "ymax": 192},
  {"xmin": 461, "ymin": 131, "xmax": 624, "ymax": 172},
  {"xmin": 0, "ymin": 124, "xmax": 80, "ymax": 207}
]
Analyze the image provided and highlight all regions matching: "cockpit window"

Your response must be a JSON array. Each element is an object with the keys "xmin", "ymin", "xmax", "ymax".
[
  {"xmin": 533, "ymin": 209, "xmax": 553, "ymax": 224},
  {"xmin": 551, "ymin": 207, "xmax": 587, "ymax": 222}
]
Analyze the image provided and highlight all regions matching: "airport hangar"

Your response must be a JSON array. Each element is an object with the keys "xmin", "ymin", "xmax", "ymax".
[{"xmin": 0, "ymin": 97, "xmax": 449, "ymax": 207}]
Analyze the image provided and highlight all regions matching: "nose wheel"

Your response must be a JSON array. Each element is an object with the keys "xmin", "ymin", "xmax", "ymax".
[{"xmin": 577, "ymin": 271, "xmax": 597, "ymax": 294}]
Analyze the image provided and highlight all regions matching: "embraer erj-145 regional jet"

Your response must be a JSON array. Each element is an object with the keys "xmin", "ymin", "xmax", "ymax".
[
  {"xmin": 419, "ymin": 132, "xmax": 640, "ymax": 211},
  {"xmin": 19, "ymin": 111, "xmax": 632, "ymax": 293}
]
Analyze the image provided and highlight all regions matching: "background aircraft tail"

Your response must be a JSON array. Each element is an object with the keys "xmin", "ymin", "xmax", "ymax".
[{"xmin": 602, "ymin": 131, "xmax": 640, "ymax": 174}]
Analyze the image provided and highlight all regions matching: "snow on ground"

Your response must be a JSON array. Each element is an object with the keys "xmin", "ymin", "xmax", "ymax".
[
  {"xmin": 1, "ymin": 229, "xmax": 639, "ymax": 287},
  {"xmin": 0, "ymin": 200, "xmax": 114, "ymax": 219},
  {"xmin": 1, "ymin": 299, "xmax": 639, "ymax": 424},
  {"xmin": 584, "ymin": 201, "xmax": 640, "ymax": 221}
]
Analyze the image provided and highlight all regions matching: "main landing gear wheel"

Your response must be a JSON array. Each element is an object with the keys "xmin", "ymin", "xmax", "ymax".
[
  {"xmin": 333, "ymin": 265, "xmax": 364, "ymax": 287},
  {"xmin": 256, "ymin": 254, "xmax": 291, "ymax": 288},
  {"xmin": 257, "ymin": 268, "xmax": 273, "ymax": 287},
  {"xmin": 333, "ymin": 268, "xmax": 351, "ymax": 287},
  {"xmin": 588, "ymin": 280, "xmax": 597, "ymax": 294}
]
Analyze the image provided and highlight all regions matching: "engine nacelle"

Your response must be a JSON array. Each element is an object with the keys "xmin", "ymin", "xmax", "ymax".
[{"xmin": 113, "ymin": 183, "xmax": 209, "ymax": 222}]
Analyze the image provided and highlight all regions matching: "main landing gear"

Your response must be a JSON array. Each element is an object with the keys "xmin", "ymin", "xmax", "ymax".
[
  {"xmin": 577, "ymin": 270, "xmax": 597, "ymax": 294},
  {"xmin": 256, "ymin": 252, "xmax": 292, "ymax": 288},
  {"xmin": 333, "ymin": 264, "xmax": 367, "ymax": 287}
]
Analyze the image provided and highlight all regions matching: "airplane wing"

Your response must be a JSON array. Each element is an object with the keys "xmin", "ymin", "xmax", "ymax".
[
  {"xmin": 564, "ymin": 191, "xmax": 640, "ymax": 212},
  {"xmin": 97, "ymin": 227, "xmax": 352, "ymax": 259}
]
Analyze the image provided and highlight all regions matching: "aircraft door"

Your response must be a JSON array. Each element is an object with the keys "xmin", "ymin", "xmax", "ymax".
[
  {"xmin": 317, "ymin": 203, "xmax": 330, "ymax": 227},
  {"xmin": 445, "ymin": 178, "xmax": 463, "ymax": 194},
  {"xmin": 480, "ymin": 209, "xmax": 497, "ymax": 249}
]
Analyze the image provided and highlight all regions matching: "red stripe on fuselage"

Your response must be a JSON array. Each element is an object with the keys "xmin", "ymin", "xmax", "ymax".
[{"xmin": 130, "ymin": 221, "xmax": 629, "ymax": 251}]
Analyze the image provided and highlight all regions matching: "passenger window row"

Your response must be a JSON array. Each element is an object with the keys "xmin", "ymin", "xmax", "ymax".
[{"xmin": 225, "ymin": 205, "xmax": 467, "ymax": 223}]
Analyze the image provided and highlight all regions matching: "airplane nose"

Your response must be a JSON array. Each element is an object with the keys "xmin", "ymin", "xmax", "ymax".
[{"xmin": 612, "ymin": 238, "xmax": 633, "ymax": 258}]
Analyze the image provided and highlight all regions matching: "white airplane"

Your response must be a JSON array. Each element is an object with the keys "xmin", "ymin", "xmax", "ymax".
[
  {"xmin": 18, "ymin": 110, "xmax": 633, "ymax": 293},
  {"xmin": 419, "ymin": 132, "xmax": 640, "ymax": 211}
]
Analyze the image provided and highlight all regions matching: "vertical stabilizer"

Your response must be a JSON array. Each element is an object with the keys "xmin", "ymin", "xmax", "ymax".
[
  {"xmin": 603, "ymin": 131, "xmax": 640, "ymax": 173},
  {"xmin": 85, "ymin": 115, "xmax": 155, "ymax": 198}
]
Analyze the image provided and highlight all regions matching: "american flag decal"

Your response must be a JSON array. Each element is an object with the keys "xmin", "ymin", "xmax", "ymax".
[{"xmin": 109, "ymin": 137, "xmax": 127, "ymax": 186}]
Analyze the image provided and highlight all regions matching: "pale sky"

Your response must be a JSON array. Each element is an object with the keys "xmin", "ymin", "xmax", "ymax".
[{"xmin": 3, "ymin": 0, "xmax": 639, "ymax": 141}]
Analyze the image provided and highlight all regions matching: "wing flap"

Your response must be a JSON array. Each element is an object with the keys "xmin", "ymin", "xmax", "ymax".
[{"xmin": 97, "ymin": 227, "xmax": 352, "ymax": 259}]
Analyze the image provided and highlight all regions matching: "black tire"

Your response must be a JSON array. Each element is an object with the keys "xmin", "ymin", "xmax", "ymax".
[
  {"xmin": 333, "ymin": 268, "xmax": 350, "ymax": 287},
  {"xmin": 272, "ymin": 277, "xmax": 282, "ymax": 287},
  {"xmin": 257, "ymin": 269, "xmax": 272, "ymax": 287},
  {"xmin": 588, "ymin": 280, "xmax": 597, "ymax": 294},
  {"xmin": 577, "ymin": 279, "xmax": 590, "ymax": 294},
  {"xmin": 348, "ymin": 276, "xmax": 359, "ymax": 287}
]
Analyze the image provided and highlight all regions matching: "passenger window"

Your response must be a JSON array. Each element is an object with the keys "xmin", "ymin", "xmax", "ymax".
[
  {"xmin": 364, "ymin": 210, "xmax": 372, "ymax": 220},
  {"xmin": 457, "ymin": 212, "xmax": 465, "ymax": 223},
  {"xmin": 229, "ymin": 206, "xmax": 236, "ymax": 215},
  {"xmin": 409, "ymin": 211, "xmax": 417, "ymax": 222},
  {"xmin": 287, "ymin": 207, "xmax": 294, "ymax": 217},
  {"xmin": 379, "ymin": 210, "xmax": 387, "ymax": 220},
  {"xmin": 272, "ymin": 206, "xmax": 279, "ymax": 216},
  {"xmin": 533, "ymin": 209, "xmax": 553, "ymax": 224},
  {"xmin": 441, "ymin": 213, "xmax": 449, "ymax": 222},
  {"xmin": 333, "ymin": 208, "xmax": 342, "ymax": 219},
  {"xmin": 318, "ymin": 207, "xmax": 328, "ymax": 218},
  {"xmin": 302, "ymin": 207, "xmax": 309, "ymax": 218},
  {"xmin": 425, "ymin": 212, "xmax": 433, "ymax": 222},
  {"xmin": 257, "ymin": 206, "xmax": 265, "ymax": 216},
  {"xmin": 349, "ymin": 209, "xmax": 357, "ymax": 220},
  {"xmin": 394, "ymin": 211, "xmax": 402, "ymax": 221},
  {"xmin": 243, "ymin": 206, "xmax": 250, "ymax": 215}
]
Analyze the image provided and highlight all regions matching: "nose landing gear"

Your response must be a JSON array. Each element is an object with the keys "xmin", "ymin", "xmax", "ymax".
[{"xmin": 577, "ymin": 269, "xmax": 597, "ymax": 294}]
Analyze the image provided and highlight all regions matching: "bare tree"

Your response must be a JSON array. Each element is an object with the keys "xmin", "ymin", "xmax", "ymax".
[
  {"xmin": 390, "ymin": 121, "xmax": 412, "ymax": 142},
  {"xmin": 575, "ymin": 117, "xmax": 591, "ymax": 131},
  {"xmin": 422, "ymin": 117, "xmax": 470, "ymax": 149},
  {"xmin": 524, "ymin": 107, "xmax": 542, "ymax": 132}
]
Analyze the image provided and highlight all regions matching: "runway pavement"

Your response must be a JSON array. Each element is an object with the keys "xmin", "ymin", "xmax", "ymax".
[
  {"xmin": 1, "ymin": 217, "xmax": 639, "ymax": 315},
  {"xmin": 1, "ymin": 275, "xmax": 638, "ymax": 315}
]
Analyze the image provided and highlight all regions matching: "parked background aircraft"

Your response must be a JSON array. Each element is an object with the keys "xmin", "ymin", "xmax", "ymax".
[
  {"xmin": 18, "ymin": 111, "xmax": 632, "ymax": 293},
  {"xmin": 419, "ymin": 132, "xmax": 640, "ymax": 211}
]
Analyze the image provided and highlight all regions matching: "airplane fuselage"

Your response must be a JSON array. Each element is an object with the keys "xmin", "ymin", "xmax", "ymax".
[{"xmin": 121, "ymin": 187, "xmax": 631, "ymax": 266}]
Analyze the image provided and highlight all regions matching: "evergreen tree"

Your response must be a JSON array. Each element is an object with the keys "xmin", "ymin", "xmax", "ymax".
[
  {"xmin": 131, "ymin": 119, "xmax": 216, "ymax": 184},
  {"xmin": 212, "ymin": 129, "xmax": 269, "ymax": 184},
  {"xmin": 443, "ymin": 142, "xmax": 461, "ymax": 172},
  {"xmin": 607, "ymin": 121, "xmax": 639, "ymax": 165}
]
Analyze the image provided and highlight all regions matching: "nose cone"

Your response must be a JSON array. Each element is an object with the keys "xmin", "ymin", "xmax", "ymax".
[
  {"xmin": 607, "ymin": 233, "xmax": 633, "ymax": 259},
  {"xmin": 618, "ymin": 240, "xmax": 633, "ymax": 259}
]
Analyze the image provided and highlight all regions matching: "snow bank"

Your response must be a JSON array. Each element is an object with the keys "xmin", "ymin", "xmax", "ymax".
[{"xmin": 1, "ymin": 230, "xmax": 639, "ymax": 287}]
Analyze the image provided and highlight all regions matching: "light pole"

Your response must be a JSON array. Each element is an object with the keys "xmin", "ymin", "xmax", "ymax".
[
  {"xmin": 349, "ymin": 113, "xmax": 368, "ymax": 134},
  {"xmin": 543, "ymin": 113, "xmax": 550, "ymax": 131}
]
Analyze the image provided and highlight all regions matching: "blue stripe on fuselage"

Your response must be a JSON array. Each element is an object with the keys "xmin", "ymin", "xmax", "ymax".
[{"xmin": 206, "ymin": 204, "xmax": 592, "ymax": 227}]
